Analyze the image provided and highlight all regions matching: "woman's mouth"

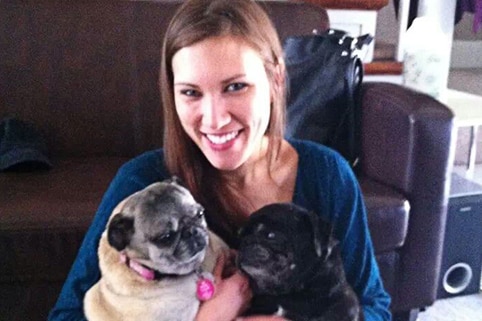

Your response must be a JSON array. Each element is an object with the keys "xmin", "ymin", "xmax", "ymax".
[{"xmin": 205, "ymin": 130, "xmax": 240, "ymax": 145}]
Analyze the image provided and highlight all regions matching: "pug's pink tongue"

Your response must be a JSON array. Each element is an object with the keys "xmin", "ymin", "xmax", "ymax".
[{"xmin": 129, "ymin": 258, "xmax": 155, "ymax": 280}]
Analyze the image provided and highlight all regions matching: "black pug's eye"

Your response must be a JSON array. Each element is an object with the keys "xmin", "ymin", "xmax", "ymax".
[
  {"xmin": 152, "ymin": 231, "xmax": 176, "ymax": 246},
  {"xmin": 253, "ymin": 223, "xmax": 275, "ymax": 239},
  {"xmin": 267, "ymin": 232, "xmax": 276, "ymax": 239}
]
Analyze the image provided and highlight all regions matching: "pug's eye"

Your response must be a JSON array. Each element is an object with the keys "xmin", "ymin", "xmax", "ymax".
[
  {"xmin": 267, "ymin": 232, "xmax": 276, "ymax": 239},
  {"xmin": 152, "ymin": 232, "xmax": 176, "ymax": 245},
  {"xmin": 196, "ymin": 209, "xmax": 205, "ymax": 219}
]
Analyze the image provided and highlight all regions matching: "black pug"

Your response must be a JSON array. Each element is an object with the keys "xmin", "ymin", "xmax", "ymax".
[{"xmin": 237, "ymin": 203, "xmax": 364, "ymax": 321}]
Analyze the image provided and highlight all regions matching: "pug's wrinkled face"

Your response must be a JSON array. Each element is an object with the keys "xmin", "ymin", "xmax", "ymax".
[
  {"xmin": 238, "ymin": 203, "xmax": 332, "ymax": 295},
  {"xmin": 107, "ymin": 178, "xmax": 208, "ymax": 275}
]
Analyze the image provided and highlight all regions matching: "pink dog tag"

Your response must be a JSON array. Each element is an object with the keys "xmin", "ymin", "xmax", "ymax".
[{"xmin": 196, "ymin": 277, "xmax": 215, "ymax": 301}]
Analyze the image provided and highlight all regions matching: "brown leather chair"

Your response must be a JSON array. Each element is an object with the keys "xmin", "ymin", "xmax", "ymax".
[
  {"xmin": 359, "ymin": 82, "xmax": 455, "ymax": 321},
  {"xmin": 0, "ymin": 1, "xmax": 455, "ymax": 320}
]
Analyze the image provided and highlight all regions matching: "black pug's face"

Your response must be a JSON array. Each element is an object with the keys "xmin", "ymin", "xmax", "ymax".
[
  {"xmin": 107, "ymin": 178, "xmax": 208, "ymax": 275},
  {"xmin": 238, "ymin": 203, "xmax": 335, "ymax": 295}
]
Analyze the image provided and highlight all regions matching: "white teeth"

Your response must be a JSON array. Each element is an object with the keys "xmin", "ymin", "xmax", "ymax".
[{"xmin": 206, "ymin": 131, "xmax": 239, "ymax": 145}]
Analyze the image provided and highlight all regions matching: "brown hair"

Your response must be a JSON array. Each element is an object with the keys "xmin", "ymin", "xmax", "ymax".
[{"xmin": 160, "ymin": 0, "xmax": 286, "ymax": 245}]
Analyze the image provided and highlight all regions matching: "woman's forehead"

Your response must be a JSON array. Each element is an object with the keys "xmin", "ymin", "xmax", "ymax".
[{"xmin": 172, "ymin": 36, "xmax": 266, "ymax": 84}]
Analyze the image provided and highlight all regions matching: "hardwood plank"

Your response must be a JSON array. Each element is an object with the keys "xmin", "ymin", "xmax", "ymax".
[{"xmin": 364, "ymin": 61, "xmax": 404, "ymax": 75}]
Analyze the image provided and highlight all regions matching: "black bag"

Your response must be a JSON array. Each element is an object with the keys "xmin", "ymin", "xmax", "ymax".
[{"xmin": 283, "ymin": 29, "xmax": 372, "ymax": 168}]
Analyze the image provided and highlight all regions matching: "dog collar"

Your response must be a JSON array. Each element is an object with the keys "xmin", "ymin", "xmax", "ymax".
[{"xmin": 119, "ymin": 252, "xmax": 216, "ymax": 300}]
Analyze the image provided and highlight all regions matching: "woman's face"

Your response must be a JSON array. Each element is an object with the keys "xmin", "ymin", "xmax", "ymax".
[{"xmin": 172, "ymin": 36, "xmax": 273, "ymax": 171}]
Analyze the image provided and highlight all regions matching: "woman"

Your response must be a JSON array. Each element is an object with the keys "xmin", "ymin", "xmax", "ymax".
[{"xmin": 49, "ymin": 0, "xmax": 391, "ymax": 320}]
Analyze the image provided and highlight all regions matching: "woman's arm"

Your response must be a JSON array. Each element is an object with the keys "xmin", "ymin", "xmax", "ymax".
[
  {"xmin": 324, "ymin": 153, "xmax": 392, "ymax": 321},
  {"xmin": 294, "ymin": 141, "xmax": 391, "ymax": 321}
]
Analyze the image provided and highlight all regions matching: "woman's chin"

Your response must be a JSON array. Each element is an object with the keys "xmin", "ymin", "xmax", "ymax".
[{"xmin": 206, "ymin": 155, "xmax": 244, "ymax": 171}]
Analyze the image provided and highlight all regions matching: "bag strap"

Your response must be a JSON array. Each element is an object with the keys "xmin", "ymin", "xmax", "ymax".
[{"xmin": 323, "ymin": 29, "xmax": 369, "ymax": 169}]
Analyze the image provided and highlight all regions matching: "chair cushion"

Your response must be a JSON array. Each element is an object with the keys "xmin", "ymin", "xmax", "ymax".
[
  {"xmin": 0, "ymin": 157, "xmax": 128, "ymax": 282},
  {"xmin": 359, "ymin": 176, "xmax": 410, "ymax": 254}
]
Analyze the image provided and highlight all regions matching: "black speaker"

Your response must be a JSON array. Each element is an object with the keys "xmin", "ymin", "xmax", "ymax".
[{"xmin": 437, "ymin": 173, "xmax": 482, "ymax": 299}]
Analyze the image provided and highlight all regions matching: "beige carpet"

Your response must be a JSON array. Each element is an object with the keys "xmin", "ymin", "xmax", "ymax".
[{"xmin": 417, "ymin": 292, "xmax": 482, "ymax": 321}]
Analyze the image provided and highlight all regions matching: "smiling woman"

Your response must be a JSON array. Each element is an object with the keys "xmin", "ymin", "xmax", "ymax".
[{"xmin": 156, "ymin": 1, "xmax": 390, "ymax": 320}]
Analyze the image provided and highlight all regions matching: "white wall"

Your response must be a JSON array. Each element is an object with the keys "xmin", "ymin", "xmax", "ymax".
[
  {"xmin": 375, "ymin": 2, "xmax": 400, "ymax": 45},
  {"xmin": 452, "ymin": 14, "xmax": 482, "ymax": 68},
  {"xmin": 376, "ymin": 2, "xmax": 482, "ymax": 69}
]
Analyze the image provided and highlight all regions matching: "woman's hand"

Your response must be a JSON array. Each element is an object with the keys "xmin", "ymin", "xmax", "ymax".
[{"xmin": 196, "ymin": 250, "xmax": 252, "ymax": 321}]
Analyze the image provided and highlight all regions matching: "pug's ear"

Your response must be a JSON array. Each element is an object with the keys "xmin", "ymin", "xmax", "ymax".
[
  {"xmin": 107, "ymin": 213, "xmax": 135, "ymax": 251},
  {"xmin": 307, "ymin": 211, "xmax": 323, "ymax": 257},
  {"xmin": 321, "ymin": 234, "xmax": 339, "ymax": 262},
  {"xmin": 308, "ymin": 211, "xmax": 337, "ymax": 260},
  {"xmin": 318, "ymin": 219, "xmax": 339, "ymax": 261},
  {"xmin": 168, "ymin": 175, "xmax": 185, "ymax": 187},
  {"xmin": 237, "ymin": 226, "xmax": 245, "ymax": 237}
]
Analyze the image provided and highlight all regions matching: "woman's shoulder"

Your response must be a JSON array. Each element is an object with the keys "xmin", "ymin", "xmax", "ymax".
[
  {"xmin": 118, "ymin": 149, "xmax": 167, "ymax": 176},
  {"xmin": 288, "ymin": 138, "xmax": 358, "ymax": 192},
  {"xmin": 110, "ymin": 148, "xmax": 170, "ymax": 191},
  {"xmin": 288, "ymin": 138, "xmax": 348, "ymax": 168},
  {"xmin": 97, "ymin": 148, "xmax": 169, "ymax": 215}
]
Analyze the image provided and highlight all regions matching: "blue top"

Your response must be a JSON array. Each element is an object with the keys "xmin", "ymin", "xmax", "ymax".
[{"xmin": 48, "ymin": 139, "xmax": 391, "ymax": 321}]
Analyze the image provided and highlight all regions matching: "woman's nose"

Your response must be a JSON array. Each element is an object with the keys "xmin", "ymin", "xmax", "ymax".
[{"xmin": 200, "ymin": 95, "xmax": 230, "ymax": 129}]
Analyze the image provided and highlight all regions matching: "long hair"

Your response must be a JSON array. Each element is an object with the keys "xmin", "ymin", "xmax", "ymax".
[{"xmin": 160, "ymin": 0, "xmax": 286, "ymax": 245}]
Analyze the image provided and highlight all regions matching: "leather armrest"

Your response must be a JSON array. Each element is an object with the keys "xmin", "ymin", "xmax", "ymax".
[
  {"xmin": 360, "ymin": 82, "xmax": 455, "ymax": 195},
  {"xmin": 359, "ymin": 82, "xmax": 456, "ymax": 309}
]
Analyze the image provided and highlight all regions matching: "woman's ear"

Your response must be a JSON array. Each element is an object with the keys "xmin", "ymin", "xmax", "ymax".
[
  {"xmin": 274, "ymin": 59, "xmax": 286, "ymax": 90},
  {"xmin": 270, "ymin": 59, "xmax": 286, "ymax": 102}
]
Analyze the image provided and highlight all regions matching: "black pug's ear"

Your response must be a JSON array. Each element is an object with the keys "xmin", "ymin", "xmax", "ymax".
[
  {"xmin": 237, "ymin": 226, "xmax": 245, "ymax": 238},
  {"xmin": 307, "ymin": 211, "xmax": 338, "ymax": 260},
  {"xmin": 168, "ymin": 175, "xmax": 184, "ymax": 187},
  {"xmin": 307, "ymin": 211, "xmax": 323, "ymax": 257},
  {"xmin": 107, "ymin": 213, "xmax": 135, "ymax": 251}
]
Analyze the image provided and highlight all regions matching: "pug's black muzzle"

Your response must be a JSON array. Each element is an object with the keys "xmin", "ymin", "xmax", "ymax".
[
  {"xmin": 239, "ymin": 243, "xmax": 271, "ymax": 266},
  {"xmin": 173, "ymin": 226, "xmax": 207, "ymax": 259}
]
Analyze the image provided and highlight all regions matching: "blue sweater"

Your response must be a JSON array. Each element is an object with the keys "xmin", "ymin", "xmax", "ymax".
[{"xmin": 48, "ymin": 139, "xmax": 391, "ymax": 321}]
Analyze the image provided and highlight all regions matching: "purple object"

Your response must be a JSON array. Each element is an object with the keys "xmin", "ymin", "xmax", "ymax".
[{"xmin": 458, "ymin": 0, "xmax": 482, "ymax": 32}]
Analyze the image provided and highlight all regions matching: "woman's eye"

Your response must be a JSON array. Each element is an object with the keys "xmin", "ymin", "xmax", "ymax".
[
  {"xmin": 225, "ymin": 82, "xmax": 248, "ymax": 92},
  {"xmin": 180, "ymin": 89, "xmax": 201, "ymax": 97}
]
